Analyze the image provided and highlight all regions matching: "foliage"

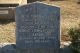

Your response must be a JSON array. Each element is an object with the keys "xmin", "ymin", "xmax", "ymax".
[{"xmin": 68, "ymin": 26, "xmax": 80, "ymax": 53}]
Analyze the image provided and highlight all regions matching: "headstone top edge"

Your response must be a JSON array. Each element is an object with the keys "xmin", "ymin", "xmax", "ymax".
[{"xmin": 16, "ymin": 1, "xmax": 60, "ymax": 8}]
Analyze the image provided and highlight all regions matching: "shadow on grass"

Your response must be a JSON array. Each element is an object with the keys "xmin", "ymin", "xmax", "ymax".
[
  {"xmin": 0, "ymin": 44, "xmax": 16, "ymax": 53},
  {"xmin": 0, "ymin": 45, "xmax": 73, "ymax": 53},
  {"xmin": 60, "ymin": 46, "xmax": 73, "ymax": 53},
  {"xmin": 77, "ymin": 2, "xmax": 80, "ymax": 4},
  {"xmin": 0, "ymin": 19, "xmax": 15, "ymax": 24}
]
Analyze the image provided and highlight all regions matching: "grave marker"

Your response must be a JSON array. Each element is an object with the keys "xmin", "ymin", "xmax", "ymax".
[{"xmin": 15, "ymin": 2, "xmax": 60, "ymax": 53}]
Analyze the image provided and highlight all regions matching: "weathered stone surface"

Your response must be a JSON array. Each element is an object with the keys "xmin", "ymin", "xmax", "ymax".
[{"xmin": 15, "ymin": 2, "xmax": 60, "ymax": 53}]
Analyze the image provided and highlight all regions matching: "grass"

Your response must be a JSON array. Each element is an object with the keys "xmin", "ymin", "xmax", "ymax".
[
  {"xmin": 0, "ymin": 20, "xmax": 16, "ymax": 43},
  {"xmin": 0, "ymin": 0, "xmax": 80, "ymax": 43},
  {"xmin": 46, "ymin": 1, "xmax": 80, "ymax": 41}
]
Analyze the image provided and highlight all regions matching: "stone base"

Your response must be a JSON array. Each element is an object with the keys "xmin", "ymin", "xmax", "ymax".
[
  {"xmin": 0, "ymin": 43, "xmax": 16, "ymax": 53},
  {"xmin": 17, "ymin": 48, "xmax": 60, "ymax": 53},
  {"xmin": 0, "ymin": 43, "xmax": 73, "ymax": 53}
]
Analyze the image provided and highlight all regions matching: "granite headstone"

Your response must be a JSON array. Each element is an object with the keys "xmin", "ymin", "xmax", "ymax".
[{"xmin": 15, "ymin": 2, "xmax": 60, "ymax": 53}]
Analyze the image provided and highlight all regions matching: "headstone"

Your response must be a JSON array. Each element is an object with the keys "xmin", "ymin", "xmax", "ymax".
[{"xmin": 15, "ymin": 2, "xmax": 60, "ymax": 53}]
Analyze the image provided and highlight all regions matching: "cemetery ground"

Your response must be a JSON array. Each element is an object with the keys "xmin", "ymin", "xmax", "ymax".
[{"xmin": 0, "ymin": 0, "xmax": 80, "ymax": 46}]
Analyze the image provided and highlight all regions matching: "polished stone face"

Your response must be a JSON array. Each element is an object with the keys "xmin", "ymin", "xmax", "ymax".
[{"xmin": 16, "ymin": 2, "xmax": 60, "ymax": 49}]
